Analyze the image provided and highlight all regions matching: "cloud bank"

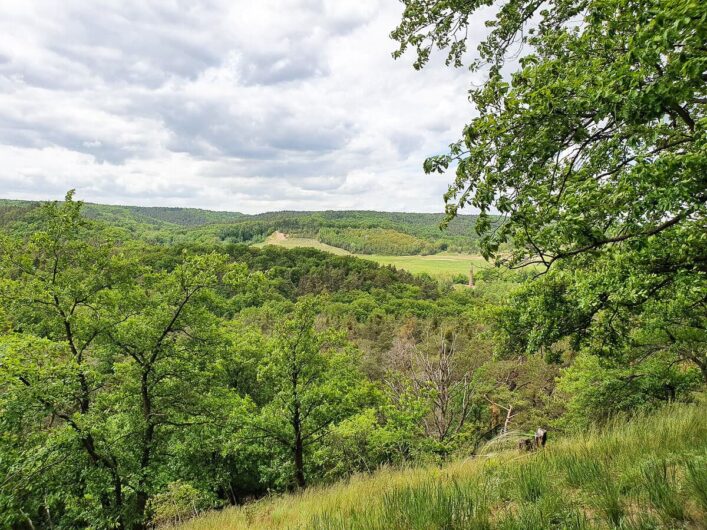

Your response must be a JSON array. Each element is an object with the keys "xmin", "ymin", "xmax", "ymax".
[{"xmin": 0, "ymin": 0, "xmax": 486, "ymax": 212}]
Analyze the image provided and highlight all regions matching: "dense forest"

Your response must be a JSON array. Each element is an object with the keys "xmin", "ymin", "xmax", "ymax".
[{"xmin": 318, "ymin": 227, "xmax": 437, "ymax": 255}]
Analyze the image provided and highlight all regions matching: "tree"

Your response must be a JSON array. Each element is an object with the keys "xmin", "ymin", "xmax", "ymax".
[
  {"xmin": 0, "ymin": 192, "xmax": 137, "ymax": 528},
  {"xmin": 393, "ymin": 0, "xmax": 706, "ymax": 374},
  {"xmin": 104, "ymin": 251, "xmax": 246, "ymax": 528},
  {"xmin": 253, "ymin": 299, "xmax": 370, "ymax": 488},
  {"xmin": 387, "ymin": 327, "xmax": 480, "ymax": 448},
  {"xmin": 0, "ymin": 194, "xmax": 250, "ymax": 529}
]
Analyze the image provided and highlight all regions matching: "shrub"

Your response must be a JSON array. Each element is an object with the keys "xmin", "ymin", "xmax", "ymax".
[{"xmin": 148, "ymin": 482, "xmax": 216, "ymax": 527}]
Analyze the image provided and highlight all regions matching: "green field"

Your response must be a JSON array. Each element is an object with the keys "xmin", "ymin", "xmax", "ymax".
[
  {"xmin": 363, "ymin": 253, "xmax": 489, "ymax": 278},
  {"xmin": 255, "ymin": 233, "xmax": 488, "ymax": 278}
]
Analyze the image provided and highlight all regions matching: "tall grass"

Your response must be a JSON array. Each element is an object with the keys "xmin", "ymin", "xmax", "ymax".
[
  {"xmin": 310, "ymin": 480, "xmax": 491, "ymax": 530},
  {"xmin": 641, "ymin": 458, "xmax": 686, "ymax": 523},
  {"xmin": 173, "ymin": 401, "xmax": 706, "ymax": 530},
  {"xmin": 685, "ymin": 456, "xmax": 707, "ymax": 512},
  {"xmin": 591, "ymin": 474, "xmax": 624, "ymax": 527}
]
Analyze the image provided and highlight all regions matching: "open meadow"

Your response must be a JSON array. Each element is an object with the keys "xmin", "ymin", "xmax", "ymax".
[
  {"xmin": 363, "ymin": 253, "xmax": 490, "ymax": 278},
  {"xmin": 255, "ymin": 232, "xmax": 489, "ymax": 279}
]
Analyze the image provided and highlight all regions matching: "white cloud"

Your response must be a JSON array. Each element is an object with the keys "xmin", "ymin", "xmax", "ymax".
[{"xmin": 0, "ymin": 0, "xmax": 486, "ymax": 213}]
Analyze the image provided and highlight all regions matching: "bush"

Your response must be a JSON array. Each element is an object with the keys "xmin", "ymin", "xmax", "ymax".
[
  {"xmin": 148, "ymin": 482, "xmax": 216, "ymax": 527},
  {"xmin": 555, "ymin": 352, "xmax": 702, "ymax": 430}
]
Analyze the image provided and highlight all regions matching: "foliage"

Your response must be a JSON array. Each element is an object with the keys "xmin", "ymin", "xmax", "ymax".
[
  {"xmin": 0, "ymin": 199, "xmax": 490, "ymax": 254},
  {"xmin": 556, "ymin": 351, "xmax": 701, "ymax": 429},
  {"xmin": 318, "ymin": 227, "xmax": 437, "ymax": 255},
  {"xmin": 250, "ymin": 298, "xmax": 374, "ymax": 489},
  {"xmin": 2, "ymin": 0, "xmax": 704, "ymax": 526},
  {"xmin": 148, "ymin": 482, "xmax": 216, "ymax": 528},
  {"xmin": 0, "ymin": 194, "xmax": 251, "ymax": 529},
  {"xmin": 393, "ymin": 0, "xmax": 707, "ymax": 382}
]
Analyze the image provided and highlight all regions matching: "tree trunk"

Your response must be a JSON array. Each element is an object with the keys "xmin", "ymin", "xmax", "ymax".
[
  {"xmin": 113, "ymin": 473, "xmax": 125, "ymax": 530},
  {"xmin": 294, "ymin": 437, "xmax": 305, "ymax": 488},
  {"xmin": 293, "ymin": 406, "xmax": 306, "ymax": 488},
  {"xmin": 290, "ymin": 352, "xmax": 306, "ymax": 489},
  {"xmin": 692, "ymin": 355, "xmax": 707, "ymax": 383},
  {"xmin": 133, "ymin": 492, "xmax": 148, "ymax": 530},
  {"xmin": 502, "ymin": 405, "xmax": 513, "ymax": 434},
  {"xmin": 133, "ymin": 368, "xmax": 155, "ymax": 530}
]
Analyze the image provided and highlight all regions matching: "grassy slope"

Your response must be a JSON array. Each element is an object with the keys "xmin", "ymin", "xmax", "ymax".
[
  {"xmin": 253, "ymin": 233, "xmax": 351, "ymax": 256},
  {"xmin": 174, "ymin": 402, "xmax": 706, "ymax": 529},
  {"xmin": 256, "ymin": 233, "xmax": 488, "ymax": 278}
]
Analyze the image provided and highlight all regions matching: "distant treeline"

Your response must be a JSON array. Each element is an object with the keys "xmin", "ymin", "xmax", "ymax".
[{"xmin": 0, "ymin": 200, "xmax": 494, "ymax": 254}]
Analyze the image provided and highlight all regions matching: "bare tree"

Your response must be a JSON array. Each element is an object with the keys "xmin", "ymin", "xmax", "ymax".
[{"xmin": 411, "ymin": 331, "xmax": 476, "ymax": 442}]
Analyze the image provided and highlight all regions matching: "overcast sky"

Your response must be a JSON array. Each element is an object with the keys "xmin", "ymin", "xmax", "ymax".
[{"xmin": 0, "ymin": 0, "xmax": 487, "ymax": 213}]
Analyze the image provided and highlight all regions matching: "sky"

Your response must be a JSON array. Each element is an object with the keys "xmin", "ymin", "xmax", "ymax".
[{"xmin": 0, "ymin": 0, "xmax": 487, "ymax": 213}]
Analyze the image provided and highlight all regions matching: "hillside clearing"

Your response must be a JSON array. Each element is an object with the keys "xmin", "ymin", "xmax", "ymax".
[
  {"xmin": 255, "ymin": 232, "xmax": 488, "ymax": 278},
  {"xmin": 172, "ymin": 401, "xmax": 707, "ymax": 529},
  {"xmin": 253, "ymin": 233, "xmax": 351, "ymax": 256}
]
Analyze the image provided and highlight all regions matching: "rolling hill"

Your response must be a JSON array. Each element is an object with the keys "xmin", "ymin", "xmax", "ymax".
[{"xmin": 0, "ymin": 198, "xmax": 492, "ymax": 257}]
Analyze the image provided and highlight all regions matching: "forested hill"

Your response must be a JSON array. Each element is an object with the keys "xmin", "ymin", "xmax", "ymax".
[
  {"xmin": 0, "ymin": 199, "xmax": 245, "ymax": 228},
  {"xmin": 0, "ymin": 199, "xmax": 489, "ymax": 254}
]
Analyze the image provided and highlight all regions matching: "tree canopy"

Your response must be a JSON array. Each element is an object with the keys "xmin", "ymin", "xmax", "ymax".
[{"xmin": 393, "ymin": 0, "xmax": 706, "ymax": 372}]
